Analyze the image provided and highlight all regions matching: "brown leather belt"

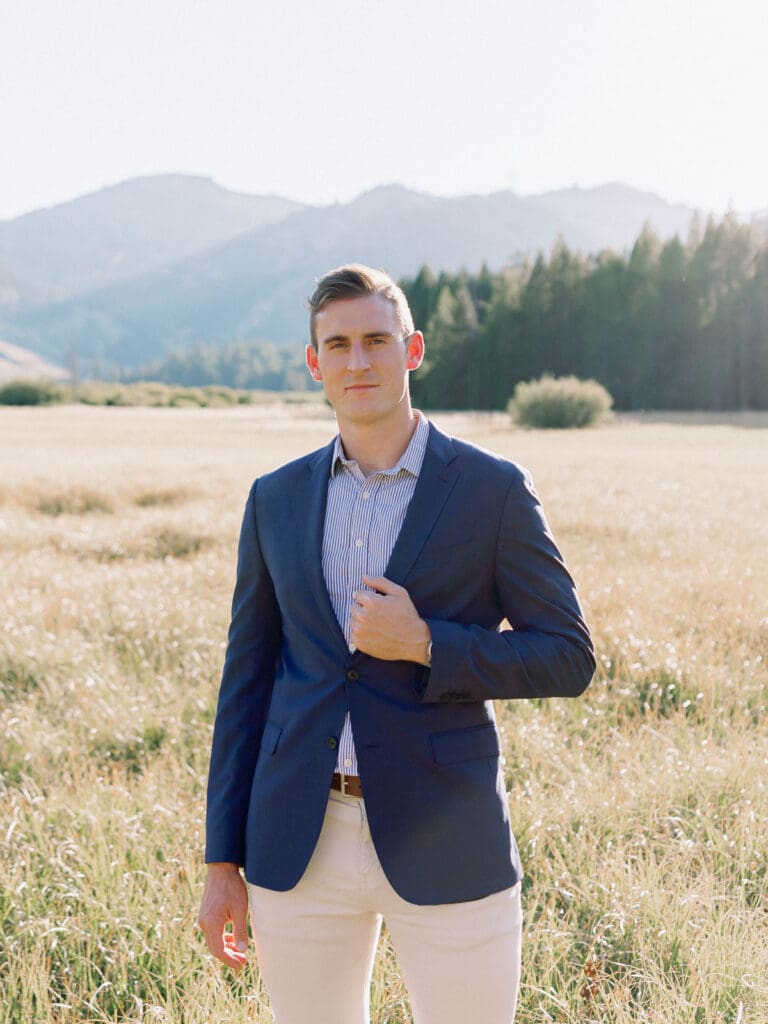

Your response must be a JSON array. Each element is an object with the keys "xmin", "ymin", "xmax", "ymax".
[{"xmin": 331, "ymin": 772, "xmax": 363, "ymax": 798}]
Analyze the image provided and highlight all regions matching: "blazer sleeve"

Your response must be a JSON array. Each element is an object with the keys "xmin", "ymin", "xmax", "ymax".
[
  {"xmin": 205, "ymin": 480, "xmax": 282, "ymax": 865},
  {"xmin": 419, "ymin": 467, "xmax": 595, "ymax": 704}
]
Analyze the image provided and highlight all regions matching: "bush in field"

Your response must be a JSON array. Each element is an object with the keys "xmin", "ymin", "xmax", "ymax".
[
  {"xmin": 35, "ymin": 487, "xmax": 114, "ymax": 516},
  {"xmin": 0, "ymin": 377, "xmax": 310, "ymax": 408},
  {"xmin": 78, "ymin": 381, "xmax": 174, "ymax": 406},
  {"xmin": 201, "ymin": 384, "xmax": 242, "ymax": 406},
  {"xmin": 508, "ymin": 374, "xmax": 613, "ymax": 429},
  {"xmin": 169, "ymin": 387, "xmax": 208, "ymax": 407},
  {"xmin": 0, "ymin": 379, "xmax": 62, "ymax": 405}
]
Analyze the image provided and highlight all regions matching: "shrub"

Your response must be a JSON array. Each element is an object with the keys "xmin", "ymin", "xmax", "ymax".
[
  {"xmin": 169, "ymin": 387, "xmax": 207, "ymax": 407},
  {"xmin": 104, "ymin": 390, "xmax": 130, "ymax": 406},
  {"xmin": 0, "ymin": 654, "xmax": 42, "ymax": 700},
  {"xmin": 78, "ymin": 381, "xmax": 175, "ymax": 406},
  {"xmin": 151, "ymin": 527, "xmax": 210, "ymax": 559},
  {"xmin": 0, "ymin": 379, "xmax": 62, "ymax": 405},
  {"xmin": 34, "ymin": 487, "xmax": 114, "ymax": 516},
  {"xmin": 201, "ymin": 384, "xmax": 240, "ymax": 406},
  {"xmin": 89, "ymin": 725, "xmax": 167, "ymax": 776},
  {"xmin": 508, "ymin": 374, "xmax": 613, "ymax": 429},
  {"xmin": 133, "ymin": 487, "xmax": 190, "ymax": 508}
]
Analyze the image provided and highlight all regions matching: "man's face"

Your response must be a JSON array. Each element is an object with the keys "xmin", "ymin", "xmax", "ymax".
[{"xmin": 306, "ymin": 294, "xmax": 424, "ymax": 428}]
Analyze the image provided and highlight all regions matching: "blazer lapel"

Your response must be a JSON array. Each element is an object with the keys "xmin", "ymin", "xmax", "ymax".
[
  {"xmin": 300, "ymin": 440, "xmax": 350, "ymax": 654},
  {"xmin": 385, "ymin": 423, "xmax": 460, "ymax": 585}
]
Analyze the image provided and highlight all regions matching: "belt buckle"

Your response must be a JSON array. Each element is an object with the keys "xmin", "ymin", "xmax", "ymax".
[{"xmin": 339, "ymin": 771, "xmax": 348, "ymax": 796}]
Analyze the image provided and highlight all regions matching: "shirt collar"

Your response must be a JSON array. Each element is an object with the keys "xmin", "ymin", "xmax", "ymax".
[{"xmin": 331, "ymin": 411, "xmax": 429, "ymax": 479}]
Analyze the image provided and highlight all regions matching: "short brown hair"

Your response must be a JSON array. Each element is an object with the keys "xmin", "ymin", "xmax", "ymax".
[{"xmin": 308, "ymin": 264, "xmax": 415, "ymax": 347}]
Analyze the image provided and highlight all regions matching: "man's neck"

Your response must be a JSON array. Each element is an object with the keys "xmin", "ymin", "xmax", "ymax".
[{"xmin": 338, "ymin": 409, "xmax": 420, "ymax": 477}]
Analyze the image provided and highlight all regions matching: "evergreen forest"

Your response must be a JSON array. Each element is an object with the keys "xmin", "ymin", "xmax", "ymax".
[
  {"xmin": 138, "ymin": 214, "xmax": 768, "ymax": 411},
  {"xmin": 407, "ymin": 214, "xmax": 768, "ymax": 411}
]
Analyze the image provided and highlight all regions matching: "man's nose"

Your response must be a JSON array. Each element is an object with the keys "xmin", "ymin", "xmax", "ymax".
[{"xmin": 347, "ymin": 342, "xmax": 371, "ymax": 371}]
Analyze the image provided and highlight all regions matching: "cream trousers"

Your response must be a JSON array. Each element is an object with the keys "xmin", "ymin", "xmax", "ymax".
[{"xmin": 247, "ymin": 789, "xmax": 522, "ymax": 1024}]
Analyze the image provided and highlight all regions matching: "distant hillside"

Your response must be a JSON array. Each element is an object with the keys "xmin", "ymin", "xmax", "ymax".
[
  {"xmin": 0, "ymin": 340, "xmax": 69, "ymax": 384},
  {"xmin": 527, "ymin": 182, "xmax": 695, "ymax": 250},
  {"xmin": 0, "ymin": 174, "xmax": 303, "ymax": 306},
  {"xmin": 0, "ymin": 176, "xmax": 700, "ymax": 370}
]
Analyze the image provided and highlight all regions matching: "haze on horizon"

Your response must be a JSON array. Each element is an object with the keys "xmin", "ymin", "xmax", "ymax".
[{"xmin": 2, "ymin": 0, "xmax": 766, "ymax": 221}]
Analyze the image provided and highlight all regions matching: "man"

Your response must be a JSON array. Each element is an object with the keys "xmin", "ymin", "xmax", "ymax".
[{"xmin": 198, "ymin": 264, "xmax": 594, "ymax": 1023}]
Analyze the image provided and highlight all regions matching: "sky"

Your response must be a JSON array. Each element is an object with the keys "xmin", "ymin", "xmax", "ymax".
[{"xmin": 1, "ymin": 0, "xmax": 766, "ymax": 221}]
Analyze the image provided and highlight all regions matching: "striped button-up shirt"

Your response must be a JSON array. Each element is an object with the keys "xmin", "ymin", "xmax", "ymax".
[{"xmin": 322, "ymin": 412, "xmax": 429, "ymax": 777}]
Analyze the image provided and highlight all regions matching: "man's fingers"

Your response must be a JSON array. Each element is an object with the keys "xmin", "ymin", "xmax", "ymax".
[
  {"xmin": 217, "ymin": 940, "xmax": 248, "ymax": 970},
  {"xmin": 361, "ymin": 575, "xmax": 403, "ymax": 596},
  {"xmin": 198, "ymin": 867, "xmax": 250, "ymax": 969},
  {"xmin": 222, "ymin": 933, "xmax": 249, "ymax": 968},
  {"xmin": 201, "ymin": 921, "xmax": 248, "ymax": 970},
  {"xmin": 355, "ymin": 577, "xmax": 407, "ymax": 608},
  {"xmin": 232, "ymin": 907, "xmax": 250, "ymax": 953},
  {"xmin": 354, "ymin": 587, "xmax": 378, "ymax": 608},
  {"xmin": 199, "ymin": 912, "xmax": 227, "ymax": 955}
]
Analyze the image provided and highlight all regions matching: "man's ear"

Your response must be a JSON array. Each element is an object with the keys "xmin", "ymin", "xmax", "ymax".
[
  {"xmin": 406, "ymin": 332, "xmax": 425, "ymax": 371},
  {"xmin": 305, "ymin": 343, "xmax": 323, "ymax": 382}
]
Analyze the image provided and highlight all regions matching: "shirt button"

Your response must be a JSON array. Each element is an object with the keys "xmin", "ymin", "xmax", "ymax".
[
  {"xmin": 346, "ymin": 669, "xmax": 359, "ymax": 682},
  {"xmin": 349, "ymin": 642, "xmax": 356, "ymax": 653},
  {"xmin": 344, "ymin": 758, "xmax": 352, "ymax": 768},
  {"xmin": 326, "ymin": 737, "xmax": 338, "ymax": 750},
  {"xmin": 362, "ymin": 492, "xmax": 370, "ymax": 500},
  {"xmin": 355, "ymin": 538, "xmax": 363, "ymax": 548}
]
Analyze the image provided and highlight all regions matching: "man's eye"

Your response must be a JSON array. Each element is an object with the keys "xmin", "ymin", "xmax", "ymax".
[{"xmin": 370, "ymin": 337, "xmax": 387, "ymax": 345}]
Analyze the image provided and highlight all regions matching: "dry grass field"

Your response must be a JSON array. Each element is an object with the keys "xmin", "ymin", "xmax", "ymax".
[{"xmin": 1, "ymin": 404, "xmax": 766, "ymax": 1023}]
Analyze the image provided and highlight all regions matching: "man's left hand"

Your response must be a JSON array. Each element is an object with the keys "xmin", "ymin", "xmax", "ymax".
[{"xmin": 350, "ymin": 575, "xmax": 431, "ymax": 663}]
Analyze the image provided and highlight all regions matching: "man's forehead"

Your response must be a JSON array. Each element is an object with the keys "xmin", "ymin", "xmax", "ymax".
[{"xmin": 314, "ymin": 293, "xmax": 400, "ymax": 337}]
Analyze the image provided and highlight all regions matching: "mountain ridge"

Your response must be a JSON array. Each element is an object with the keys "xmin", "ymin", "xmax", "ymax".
[
  {"xmin": 0, "ymin": 175, "xmax": 705, "ymax": 370},
  {"xmin": 0, "ymin": 339, "xmax": 69, "ymax": 385},
  {"xmin": 0, "ymin": 175, "xmax": 304, "ymax": 306}
]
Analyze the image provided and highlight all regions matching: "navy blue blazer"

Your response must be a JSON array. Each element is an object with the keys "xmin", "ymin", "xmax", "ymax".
[{"xmin": 205, "ymin": 421, "xmax": 594, "ymax": 905}]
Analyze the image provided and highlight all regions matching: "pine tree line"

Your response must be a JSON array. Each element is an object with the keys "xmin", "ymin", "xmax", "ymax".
[
  {"xmin": 133, "ymin": 339, "xmax": 309, "ymax": 392},
  {"xmin": 405, "ymin": 214, "xmax": 768, "ymax": 411}
]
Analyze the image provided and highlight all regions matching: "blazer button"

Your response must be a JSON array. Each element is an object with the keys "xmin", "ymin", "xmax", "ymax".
[
  {"xmin": 326, "ymin": 737, "xmax": 338, "ymax": 750},
  {"xmin": 346, "ymin": 669, "xmax": 359, "ymax": 682}
]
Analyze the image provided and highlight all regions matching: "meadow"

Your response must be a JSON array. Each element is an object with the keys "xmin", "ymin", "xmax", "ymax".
[{"xmin": 0, "ymin": 404, "xmax": 766, "ymax": 1024}]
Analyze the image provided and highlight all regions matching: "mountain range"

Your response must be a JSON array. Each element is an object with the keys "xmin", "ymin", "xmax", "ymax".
[
  {"xmin": 0, "ymin": 340, "xmax": 70, "ymax": 385},
  {"xmin": 0, "ymin": 174, "xmax": 702, "ymax": 372}
]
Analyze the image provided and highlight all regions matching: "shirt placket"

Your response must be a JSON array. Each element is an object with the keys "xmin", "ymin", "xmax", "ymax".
[{"xmin": 344, "ymin": 471, "xmax": 382, "ymax": 650}]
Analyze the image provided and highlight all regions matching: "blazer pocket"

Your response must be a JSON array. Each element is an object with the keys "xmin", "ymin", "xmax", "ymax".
[
  {"xmin": 430, "ymin": 723, "xmax": 500, "ymax": 765},
  {"xmin": 260, "ymin": 720, "xmax": 283, "ymax": 755}
]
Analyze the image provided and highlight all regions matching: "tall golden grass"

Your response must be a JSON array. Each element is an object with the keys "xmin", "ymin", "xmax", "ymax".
[{"xmin": 1, "ymin": 404, "xmax": 766, "ymax": 1023}]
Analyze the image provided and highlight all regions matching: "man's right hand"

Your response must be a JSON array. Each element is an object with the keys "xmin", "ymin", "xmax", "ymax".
[{"xmin": 197, "ymin": 862, "xmax": 250, "ymax": 970}]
